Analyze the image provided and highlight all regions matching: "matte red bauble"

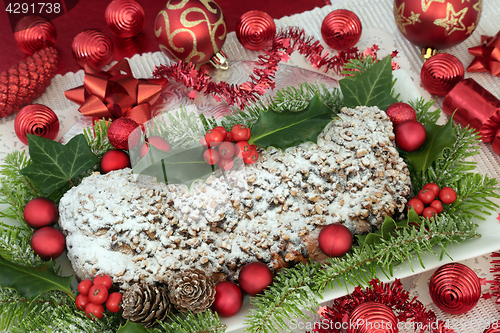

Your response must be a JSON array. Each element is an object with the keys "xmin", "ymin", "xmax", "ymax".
[
  {"xmin": 15, "ymin": 104, "xmax": 59, "ymax": 145},
  {"xmin": 238, "ymin": 262, "xmax": 273, "ymax": 296},
  {"xmin": 31, "ymin": 226, "xmax": 66, "ymax": 260},
  {"xmin": 105, "ymin": 0, "xmax": 145, "ymax": 38},
  {"xmin": 24, "ymin": 197, "xmax": 59, "ymax": 229},
  {"xmin": 236, "ymin": 10, "xmax": 276, "ymax": 51},
  {"xmin": 14, "ymin": 15, "xmax": 57, "ymax": 55},
  {"xmin": 107, "ymin": 118, "xmax": 140, "ymax": 150},
  {"xmin": 211, "ymin": 281, "xmax": 243, "ymax": 317},
  {"xmin": 421, "ymin": 53, "xmax": 464, "ymax": 96},
  {"xmin": 429, "ymin": 262, "xmax": 481, "ymax": 314},
  {"xmin": 394, "ymin": 0, "xmax": 481, "ymax": 50},
  {"xmin": 385, "ymin": 102, "xmax": 417, "ymax": 127},
  {"xmin": 100, "ymin": 150, "xmax": 131, "ymax": 174},
  {"xmin": 155, "ymin": 0, "xmax": 227, "ymax": 65},
  {"xmin": 321, "ymin": 9, "xmax": 362, "ymax": 51},
  {"xmin": 395, "ymin": 120, "xmax": 426, "ymax": 152},
  {"xmin": 318, "ymin": 224, "xmax": 353, "ymax": 257},
  {"xmin": 347, "ymin": 302, "xmax": 398, "ymax": 333}
]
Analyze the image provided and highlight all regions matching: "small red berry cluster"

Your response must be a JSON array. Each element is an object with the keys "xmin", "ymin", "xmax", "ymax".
[
  {"xmin": 75, "ymin": 273, "xmax": 122, "ymax": 320},
  {"xmin": 407, "ymin": 183, "xmax": 457, "ymax": 219},
  {"xmin": 200, "ymin": 124, "xmax": 259, "ymax": 170}
]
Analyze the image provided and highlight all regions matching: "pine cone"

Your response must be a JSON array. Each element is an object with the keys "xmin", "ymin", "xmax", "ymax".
[
  {"xmin": 0, "ymin": 47, "xmax": 58, "ymax": 118},
  {"xmin": 121, "ymin": 284, "xmax": 171, "ymax": 328},
  {"xmin": 168, "ymin": 268, "xmax": 216, "ymax": 313}
]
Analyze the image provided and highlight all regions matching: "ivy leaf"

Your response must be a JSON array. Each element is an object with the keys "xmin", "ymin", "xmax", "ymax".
[
  {"xmin": 117, "ymin": 321, "xmax": 150, "ymax": 333},
  {"xmin": 402, "ymin": 117, "xmax": 456, "ymax": 173},
  {"xmin": 247, "ymin": 94, "xmax": 337, "ymax": 151},
  {"xmin": 19, "ymin": 134, "xmax": 98, "ymax": 193},
  {"xmin": 357, "ymin": 216, "xmax": 397, "ymax": 248},
  {"xmin": 339, "ymin": 56, "xmax": 396, "ymax": 111},
  {"xmin": 0, "ymin": 256, "xmax": 74, "ymax": 299}
]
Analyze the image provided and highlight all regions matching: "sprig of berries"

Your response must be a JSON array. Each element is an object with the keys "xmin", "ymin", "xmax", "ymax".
[
  {"xmin": 201, "ymin": 124, "xmax": 259, "ymax": 170},
  {"xmin": 407, "ymin": 183, "xmax": 457, "ymax": 220},
  {"xmin": 75, "ymin": 274, "xmax": 123, "ymax": 320}
]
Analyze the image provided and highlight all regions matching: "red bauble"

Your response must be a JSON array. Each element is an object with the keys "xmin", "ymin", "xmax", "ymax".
[
  {"xmin": 318, "ymin": 224, "xmax": 353, "ymax": 257},
  {"xmin": 483, "ymin": 322, "xmax": 500, "ymax": 333},
  {"xmin": 100, "ymin": 150, "xmax": 131, "ymax": 174},
  {"xmin": 30, "ymin": 226, "xmax": 65, "ymax": 260},
  {"xmin": 15, "ymin": 104, "xmax": 59, "ymax": 145},
  {"xmin": 429, "ymin": 262, "xmax": 481, "ymax": 314},
  {"xmin": 421, "ymin": 53, "xmax": 464, "ymax": 96},
  {"xmin": 211, "ymin": 281, "xmax": 243, "ymax": 317},
  {"xmin": 72, "ymin": 29, "xmax": 114, "ymax": 68},
  {"xmin": 394, "ymin": 120, "xmax": 426, "ymax": 152},
  {"xmin": 238, "ymin": 262, "xmax": 273, "ymax": 296},
  {"xmin": 155, "ymin": 0, "xmax": 227, "ymax": 65},
  {"xmin": 236, "ymin": 10, "xmax": 276, "ymax": 51},
  {"xmin": 347, "ymin": 302, "xmax": 398, "ymax": 333},
  {"xmin": 385, "ymin": 102, "xmax": 417, "ymax": 127},
  {"xmin": 107, "ymin": 118, "xmax": 140, "ymax": 150},
  {"xmin": 394, "ymin": 0, "xmax": 481, "ymax": 49},
  {"xmin": 24, "ymin": 197, "xmax": 59, "ymax": 229},
  {"xmin": 105, "ymin": 0, "xmax": 145, "ymax": 38},
  {"xmin": 321, "ymin": 9, "xmax": 362, "ymax": 51},
  {"xmin": 139, "ymin": 136, "xmax": 171, "ymax": 158},
  {"xmin": 14, "ymin": 15, "xmax": 57, "ymax": 55}
]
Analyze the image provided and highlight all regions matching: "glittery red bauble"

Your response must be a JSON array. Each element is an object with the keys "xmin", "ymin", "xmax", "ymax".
[
  {"xmin": 211, "ymin": 281, "xmax": 243, "ymax": 317},
  {"xmin": 15, "ymin": 104, "xmax": 59, "ymax": 145},
  {"xmin": 107, "ymin": 118, "xmax": 140, "ymax": 150},
  {"xmin": 395, "ymin": 120, "xmax": 426, "ymax": 152},
  {"xmin": 386, "ymin": 102, "xmax": 417, "ymax": 127},
  {"xmin": 483, "ymin": 322, "xmax": 500, "ymax": 333},
  {"xmin": 238, "ymin": 262, "xmax": 273, "ymax": 296},
  {"xmin": 31, "ymin": 226, "xmax": 65, "ymax": 260},
  {"xmin": 14, "ymin": 15, "xmax": 56, "ymax": 55},
  {"xmin": 394, "ymin": 0, "xmax": 481, "ymax": 49},
  {"xmin": 72, "ymin": 29, "xmax": 114, "ymax": 68},
  {"xmin": 155, "ymin": 0, "xmax": 227, "ymax": 65},
  {"xmin": 318, "ymin": 224, "xmax": 353, "ymax": 257},
  {"xmin": 421, "ymin": 53, "xmax": 464, "ymax": 96},
  {"xmin": 100, "ymin": 150, "xmax": 131, "ymax": 174},
  {"xmin": 429, "ymin": 262, "xmax": 481, "ymax": 315},
  {"xmin": 24, "ymin": 197, "xmax": 59, "ymax": 229},
  {"xmin": 321, "ymin": 9, "xmax": 362, "ymax": 51},
  {"xmin": 236, "ymin": 10, "xmax": 276, "ymax": 51},
  {"xmin": 347, "ymin": 302, "xmax": 398, "ymax": 333},
  {"xmin": 105, "ymin": 0, "xmax": 145, "ymax": 38}
]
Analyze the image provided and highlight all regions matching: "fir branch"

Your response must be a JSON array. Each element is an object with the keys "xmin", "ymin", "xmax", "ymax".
[
  {"xmin": 409, "ymin": 98, "xmax": 440, "ymax": 126},
  {"xmin": 156, "ymin": 311, "xmax": 227, "ymax": 333},
  {"xmin": 0, "ymin": 223, "xmax": 42, "ymax": 267},
  {"xmin": 340, "ymin": 55, "xmax": 377, "ymax": 78},
  {"xmin": 83, "ymin": 119, "xmax": 114, "ymax": 160}
]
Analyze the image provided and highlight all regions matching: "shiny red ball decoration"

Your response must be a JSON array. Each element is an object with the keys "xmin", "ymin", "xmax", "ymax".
[
  {"xmin": 15, "ymin": 104, "xmax": 59, "ymax": 145},
  {"xmin": 394, "ymin": 0, "xmax": 481, "ymax": 49},
  {"xmin": 238, "ymin": 262, "xmax": 273, "ymax": 296},
  {"xmin": 321, "ymin": 9, "xmax": 362, "ymax": 51},
  {"xmin": 318, "ymin": 224, "xmax": 353, "ymax": 257},
  {"xmin": 385, "ymin": 102, "xmax": 417, "ymax": 127},
  {"xmin": 395, "ymin": 120, "xmax": 426, "ymax": 152},
  {"xmin": 211, "ymin": 281, "xmax": 243, "ymax": 317},
  {"xmin": 154, "ymin": 0, "xmax": 227, "ymax": 65},
  {"xmin": 429, "ymin": 262, "xmax": 481, "ymax": 315},
  {"xmin": 24, "ymin": 197, "xmax": 59, "ymax": 229},
  {"xmin": 347, "ymin": 302, "xmax": 398, "ymax": 333},
  {"xmin": 100, "ymin": 150, "xmax": 131, "ymax": 174},
  {"xmin": 107, "ymin": 118, "xmax": 140, "ymax": 150},
  {"xmin": 14, "ymin": 15, "xmax": 56, "ymax": 55},
  {"xmin": 72, "ymin": 29, "xmax": 114, "ymax": 68},
  {"xmin": 421, "ymin": 53, "xmax": 464, "ymax": 96},
  {"xmin": 236, "ymin": 10, "xmax": 276, "ymax": 51},
  {"xmin": 30, "ymin": 226, "xmax": 66, "ymax": 260},
  {"xmin": 105, "ymin": 0, "xmax": 145, "ymax": 38},
  {"xmin": 483, "ymin": 322, "xmax": 500, "ymax": 333}
]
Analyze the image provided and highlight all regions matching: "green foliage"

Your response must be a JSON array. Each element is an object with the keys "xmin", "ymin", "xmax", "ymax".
[
  {"xmin": 0, "ymin": 223, "xmax": 42, "ymax": 267},
  {"xmin": 156, "ymin": 311, "xmax": 226, "ymax": 333},
  {"xmin": 83, "ymin": 118, "xmax": 114, "ymax": 160},
  {"xmin": 409, "ymin": 98, "xmax": 440, "ymax": 126},
  {"xmin": 117, "ymin": 321, "xmax": 151, "ymax": 333}
]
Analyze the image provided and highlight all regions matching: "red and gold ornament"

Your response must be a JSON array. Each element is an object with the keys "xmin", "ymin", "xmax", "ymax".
[
  {"xmin": 421, "ymin": 53, "xmax": 464, "ymax": 96},
  {"xmin": 429, "ymin": 262, "xmax": 481, "ymax": 315},
  {"xmin": 211, "ymin": 281, "xmax": 243, "ymax": 317},
  {"xmin": 467, "ymin": 31, "xmax": 500, "ymax": 77},
  {"xmin": 321, "ymin": 9, "xmax": 362, "ymax": 51},
  {"xmin": 347, "ymin": 302, "xmax": 398, "ymax": 333},
  {"xmin": 14, "ymin": 15, "xmax": 57, "ymax": 55},
  {"xmin": 30, "ymin": 226, "xmax": 66, "ymax": 260},
  {"xmin": 105, "ymin": 0, "xmax": 145, "ymax": 38},
  {"xmin": 72, "ymin": 29, "xmax": 114, "ymax": 68},
  {"xmin": 24, "ymin": 197, "xmax": 59, "ymax": 229},
  {"xmin": 318, "ymin": 224, "xmax": 353, "ymax": 257},
  {"xmin": 395, "ymin": 120, "xmax": 426, "ymax": 152},
  {"xmin": 236, "ymin": 10, "xmax": 276, "ymax": 51},
  {"xmin": 238, "ymin": 262, "xmax": 273, "ymax": 296},
  {"xmin": 385, "ymin": 102, "xmax": 417, "ymax": 127},
  {"xmin": 15, "ymin": 104, "xmax": 59, "ymax": 145}
]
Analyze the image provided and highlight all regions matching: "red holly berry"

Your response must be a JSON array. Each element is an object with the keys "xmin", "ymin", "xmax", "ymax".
[
  {"xmin": 203, "ymin": 149, "xmax": 220, "ymax": 165},
  {"xmin": 423, "ymin": 183, "xmax": 440, "ymax": 197},
  {"xmin": 407, "ymin": 198, "xmax": 424, "ymax": 215},
  {"xmin": 214, "ymin": 126, "xmax": 227, "ymax": 141},
  {"xmin": 93, "ymin": 273, "xmax": 112, "ymax": 290},
  {"xmin": 235, "ymin": 141, "xmax": 251, "ymax": 158},
  {"xmin": 430, "ymin": 200, "xmax": 443, "ymax": 213},
  {"xmin": 439, "ymin": 187, "xmax": 457, "ymax": 204},
  {"xmin": 88, "ymin": 285, "xmax": 109, "ymax": 304},
  {"xmin": 218, "ymin": 142, "xmax": 235, "ymax": 159},
  {"xmin": 422, "ymin": 207, "xmax": 438, "ymax": 219},
  {"xmin": 225, "ymin": 132, "xmax": 235, "ymax": 142},
  {"xmin": 231, "ymin": 124, "xmax": 251, "ymax": 141},
  {"xmin": 218, "ymin": 157, "xmax": 235, "ymax": 171},
  {"xmin": 78, "ymin": 279, "xmax": 94, "ymax": 295},
  {"xmin": 105, "ymin": 292, "xmax": 123, "ymax": 313},
  {"xmin": 85, "ymin": 302, "xmax": 104, "ymax": 320},
  {"xmin": 139, "ymin": 136, "xmax": 171, "ymax": 158},
  {"xmin": 243, "ymin": 149, "xmax": 259, "ymax": 164},
  {"xmin": 200, "ymin": 136, "xmax": 209, "ymax": 148},
  {"xmin": 205, "ymin": 129, "xmax": 224, "ymax": 147},
  {"xmin": 418, "ymin": 188, "xmax": 435, "ymax": 205},
  {"xmin": 75, "ymin": 294, "xmax": 90, "ymax": 311}
]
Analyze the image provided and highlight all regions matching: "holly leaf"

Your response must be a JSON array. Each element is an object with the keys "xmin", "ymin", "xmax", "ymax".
[
  {"xmin": 0, "ymin": 256, "xmax": 74, "ymax": 299},
  {"xmin": 247, "ymin": 94, "xmax": 337, "ymax": 151},
  {"xmin": 19, "ymin": 134, "xmax": 98, "ymax": 193},
  {"xmin": 402, "ymin": 117, "xmax": 456, "ymax": 172},
  {"xmin": 339, "ymin": 56, "xmax": 396, "ymax": 111},
  {"xmin": 117, "ymin": 321, "xmax": 150, "ymax": 333}
]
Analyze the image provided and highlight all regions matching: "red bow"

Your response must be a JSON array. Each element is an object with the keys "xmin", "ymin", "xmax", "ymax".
[
  {"xmin": 65, "ymin": 59, "xmax": 168, "ymax": 124},
  {"xmin": 467, "ymin": 31, "xmax": 500, "ymax": 77}
]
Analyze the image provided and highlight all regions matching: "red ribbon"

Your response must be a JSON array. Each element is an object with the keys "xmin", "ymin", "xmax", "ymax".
[
  {"xmin": 467, "ymin": 31, "xmax": 500, "ymax": 77},
  {"xmin": 64, "ymin": 59, "xmax": 168, "ymax": 124}
]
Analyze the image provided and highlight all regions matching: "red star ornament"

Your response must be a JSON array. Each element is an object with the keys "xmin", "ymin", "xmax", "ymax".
[{"xmin": 467, "ymin": 31, "xmax": 500, "ymax": 77}]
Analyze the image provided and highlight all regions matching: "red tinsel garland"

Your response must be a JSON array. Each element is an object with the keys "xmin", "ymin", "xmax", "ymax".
[
  {"xmin": 313, "ymin": 279, "xmax": 455, "ymax": 333},
  {"xmin": 489, "ymin": 252, "xmax": 500, "ymax": 304}
]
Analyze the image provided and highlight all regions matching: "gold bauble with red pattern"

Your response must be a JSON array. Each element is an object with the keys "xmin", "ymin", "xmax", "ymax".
[{"xmin": 394, "ymin": 0, "xmax": 482, "ymax": 50}]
